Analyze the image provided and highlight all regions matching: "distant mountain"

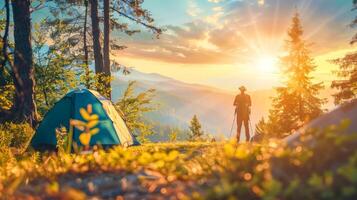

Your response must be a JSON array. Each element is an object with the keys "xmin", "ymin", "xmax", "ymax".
[
  {"xmin": 111, "ymin": 70, "xmax": 275, "ymax": 139},
  {"xmin": 111, "ymin": 70, "xmax": 335, "ymax": 140}
]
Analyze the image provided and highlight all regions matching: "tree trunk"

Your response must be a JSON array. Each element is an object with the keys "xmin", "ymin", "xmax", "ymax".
[
  {"xmin": 103, "ymin": 0, "xmax": 111, "ymax": 99},
  {"xmin": 11, "ymin": 0, "xmax": 38, "ymax": 127},
  {"xmin": 89, "ymin": 0, "xmax": 104, "ymax": 74},
  {"xmin": 83, "ymin": 0, "xmax": 90, "ymax": 88}
]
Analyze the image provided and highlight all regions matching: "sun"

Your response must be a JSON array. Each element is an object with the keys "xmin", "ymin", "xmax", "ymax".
[{"xmin": 256, "ymin": 54, "xmax": 278, "ymax": 73}]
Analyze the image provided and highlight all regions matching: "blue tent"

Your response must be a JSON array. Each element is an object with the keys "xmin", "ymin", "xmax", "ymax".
[{"xmin": 31, "ymin": 89, "xmax": 139, "ymax": 151}]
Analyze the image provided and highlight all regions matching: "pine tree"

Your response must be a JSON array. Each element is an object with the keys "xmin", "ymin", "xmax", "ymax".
[
  {"xmin": 262, "ymin": 13, "xmax": 325, "ymax": 137},
  {"xmin": 331, "ymin": 54, "xmax": 357, "ymax": 104},
  {"xmin": 330, "ymin": 1, "xmax": 357, "ymax": 105},
  {"xmin": 189, "ymin": 115, "xmax": 204, "ymax": 141}
]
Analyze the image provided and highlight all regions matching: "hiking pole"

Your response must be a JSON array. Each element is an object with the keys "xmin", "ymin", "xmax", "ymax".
[
  {"xmin": 248, "ymin": 119, "xmax": 254, "ymax": 142},
  {"xmin": 229, "ymin": 111, "xmax": 236, "ymax": 139}
]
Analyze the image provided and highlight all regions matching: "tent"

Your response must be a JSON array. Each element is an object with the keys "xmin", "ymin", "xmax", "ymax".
[{"xmin": 31, "ymin": 89, "xmax": 139, "ymax": 151}]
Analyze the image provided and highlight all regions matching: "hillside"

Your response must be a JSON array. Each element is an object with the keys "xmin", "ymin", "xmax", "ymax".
[{"xmin": 111, "ymin": 70, "xmax": 274, "ymax": 139}]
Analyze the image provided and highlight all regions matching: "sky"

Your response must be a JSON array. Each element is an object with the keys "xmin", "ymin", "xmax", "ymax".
[
  {"xmin": 1, "ymin": 0, "xmax": 355, "ymax": 92},
  {"xmin": 113, "ymin": 0, "xmax": 357, "ymax": 91}
]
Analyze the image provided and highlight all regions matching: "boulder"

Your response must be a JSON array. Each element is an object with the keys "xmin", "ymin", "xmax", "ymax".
[{"xmin": 285, "ymin": 99, "xmax": 357, "ymax": 146}]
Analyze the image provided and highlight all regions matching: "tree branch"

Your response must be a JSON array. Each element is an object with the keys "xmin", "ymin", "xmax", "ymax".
[
  {"xmin": 30, "ymin": 3, "xmax": 46, "ymax": 13},
  {"xmin": 111, "ymin": 6, "xmax": 162, "ymax": 36}
]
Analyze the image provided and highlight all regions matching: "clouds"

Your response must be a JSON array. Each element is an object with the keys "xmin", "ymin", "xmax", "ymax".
[
  {"xmin": 187, "ymin": 0, "xmax": 202, "ymax": 17},
  {"xmin": 115, "ymin": 0, "xmax": 355, "ymax": 66},
  {"xmin": 208, "ymin": 0, "xmax": 224, "ymax": 3},
  {"xmin": 117, "ymin": 20, "xmax": 238, "ymax": 64}
]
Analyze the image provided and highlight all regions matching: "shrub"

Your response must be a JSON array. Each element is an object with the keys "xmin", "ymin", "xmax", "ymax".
[{"xmin": 0, "ymin": 122, "xmax": 33, "ymax": 149}]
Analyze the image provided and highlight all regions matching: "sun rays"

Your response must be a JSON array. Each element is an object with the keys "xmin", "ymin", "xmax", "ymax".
[
  {"xmin": 229, "ymin": 0, "xmax": 349, "ymax": 79},
  {"xmin": 114, "ymin": 0, "xmax": 353, "ymax": 91},
  {"xmin": 256, "ymin": 54, "xmax": 278, "ymax": 73}
]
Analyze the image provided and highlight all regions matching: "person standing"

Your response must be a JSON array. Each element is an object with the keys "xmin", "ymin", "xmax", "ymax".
[{"xmin": 233, "ymin": 86, "xmax": 252, "ymax": 142}]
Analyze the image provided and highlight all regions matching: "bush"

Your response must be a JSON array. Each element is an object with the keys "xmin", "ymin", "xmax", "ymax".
[
  {"xmin": 115, "ymin": 81, "xmax": 156, "ymax": 143},
  {"xmin": 0, "ymin": 122, "xmax": 34, "ymax": 169},
  {"xmin": 0, "ymin": 122, "xmax": 33, "ymax": 149}
]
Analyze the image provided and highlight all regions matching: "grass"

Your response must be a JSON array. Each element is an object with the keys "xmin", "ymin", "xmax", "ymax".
[{"xmin": 0, "ymin": 122, "xmax": 357, "ymax": 199}]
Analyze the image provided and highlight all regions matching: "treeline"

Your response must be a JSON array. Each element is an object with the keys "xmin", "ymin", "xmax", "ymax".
[
  {"xmin": 256, "ymin": 9, "xmax": 357, "ymax": 138},
  {"xmin": 0, "ymin": 0, "xmax": 161, "ymax": 126}
]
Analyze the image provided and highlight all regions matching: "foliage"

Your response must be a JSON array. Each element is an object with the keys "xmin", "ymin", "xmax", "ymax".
[
  {"xmin": 49, "ymin": 0, "xmax": 162, "ymax": 97},
  {"xmin": 0, "ymin": 10, "xmax": 14, "ymax": 112},
  {"xmin": 167, "ymin": 127, "xmax": 190, "ymax": 142},
  {"xmin": 33, "ymin": 21, "xmax": 79, "ymax": 115},
  {"xmin": 71, "ymin": 104, "xmax": 100, "ymax": 149},
  {"xmin": 115, "ymin": 81, "xmax": 156, "ymax": 143},
  {"xmin": 0, "ymin": 85, "xmax": 14, "ymax": 110},
  {"xmin": 260, "ymin": 13, "xmax": 326, "ymax": 138},
  {"xmin": 150, "ymin": 124, "xmax": 190, "ymax": 142},
  {"xmin": 350, "ymin": 0, "xmax": 357, "ymax": 44},
  {"xmin": 331, "ymin": 1, "xmax": 357, "ymax": 105},
  {"xmin": 189, "ymin": 115, "xmax": 204, "ymax": 141},
  {"xmin": 169, "ymin": 128, "xmax": 178, "ymax": 142},
  {"xmin": 47, "ymin": 1, "xmax": 96, "ymax": 89},
  {"xmin": 254, "ymin": 117, "xmax": 269, "ymax": 141},
  {"xmin": 0, "ymin": 123, "xmax": 33, "ymax": 150},
  {"xmin": 55, "ymin": 126, "xmax": 68, "ymax": 154},
  {"xmin": 331, "ymin": 53, "xmax": 357, "ymax": 105},
  {"xmin": 93, "ymin": 73, "xmax": 113, "ymax": 99},
  {"xmin": 0, "ymin": 122, "xmax": 356, "ymax": 199},
  {"xmin": 53, "ymin": 104, "xmax": 100, "ymax": 153}
]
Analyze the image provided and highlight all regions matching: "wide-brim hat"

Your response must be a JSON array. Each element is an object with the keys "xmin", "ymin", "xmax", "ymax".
[{"xmin": 239, "ymin": 86, "xmax": 246, "ymax": 91}]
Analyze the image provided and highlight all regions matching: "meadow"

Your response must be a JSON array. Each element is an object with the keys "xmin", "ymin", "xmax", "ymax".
[{"xmin": 1, "ymin": 122, "xmax": 356, "ymax": 200}]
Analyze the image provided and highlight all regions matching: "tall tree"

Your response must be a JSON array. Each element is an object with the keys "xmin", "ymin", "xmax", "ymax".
[
  {"xmin": 50, "ymin": 0, "xmax": 162, "ymax": 99},
  {"xmin": 48, "ymin": 1, "xmax": 95, "ymax": 89},
  {"xmin": 330, "ymin": 0, "xmax": 357, "ymax": 105},
  {"xmin": 259, "ymin": 13, "xmax": 325, "ymax": 137},
  {"xmin": 331, "ymin": 54, "xmax": 357, "ymax": 104},
  {"xmin": 10, "ymin": 0, "xmax": 38, "ymax": 126},
  {"xmin": 189, "ymin": 115, "xmax": 204, "ymax": 141},
  {"xmin": 89, "ymin": 0, "xmax": 104, "ymax": 75},
  {"xmin": 83, "ymin": 0, "xmax": 91, "ymax": 89},
  {"xmin": 103, "ymin": 0, "xmax": 111, "ymax": 99}
]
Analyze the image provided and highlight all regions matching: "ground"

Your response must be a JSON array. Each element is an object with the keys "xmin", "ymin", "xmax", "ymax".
[
  {"xmin": 3, "ymin": 143, "xmax": 213, "ymax": 199},
  {"xmin": 1, "ymin": 128, "xmax": 357, "ymax": 200}
]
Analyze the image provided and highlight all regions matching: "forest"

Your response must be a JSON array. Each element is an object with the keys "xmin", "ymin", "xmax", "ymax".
[{"xmin": 0, "ymin": 0, "xmax": 357, "ymax": 199}]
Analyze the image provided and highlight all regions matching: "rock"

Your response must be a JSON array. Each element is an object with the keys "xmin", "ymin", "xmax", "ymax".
[
  {"xmin": 285, "ymin": 99, "xmax": 357, "ymax": 146},
  {"xmin": 272, "ymin": 99, "xmax": 357, "ymax": 182}
]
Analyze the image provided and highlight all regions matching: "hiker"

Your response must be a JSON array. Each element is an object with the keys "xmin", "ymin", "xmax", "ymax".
[{"xmin": 233, "ymin": 86, "xmax": 252, "ymax": 142}]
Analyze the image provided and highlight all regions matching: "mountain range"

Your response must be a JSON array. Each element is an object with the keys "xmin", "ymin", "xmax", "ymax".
[
  {"xmin": 111, "ymin": 70, "xmax": 275, "ymax": 138},
  {"xmin": 111, "ymin": 69, "xmax": 335, "ymax": 139}
]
